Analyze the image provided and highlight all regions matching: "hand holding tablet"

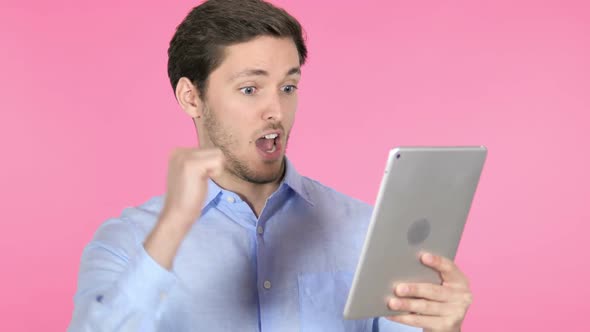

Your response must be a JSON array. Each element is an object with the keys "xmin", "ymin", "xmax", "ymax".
[{"xmin": 386, "ymin": 251, "xmax": 473, "ymax": 330}]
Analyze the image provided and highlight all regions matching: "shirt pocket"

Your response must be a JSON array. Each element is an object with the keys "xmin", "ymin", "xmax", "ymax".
[{"xmin": 297, "ymin": 271, "xmax": 372, "ymax": 332}]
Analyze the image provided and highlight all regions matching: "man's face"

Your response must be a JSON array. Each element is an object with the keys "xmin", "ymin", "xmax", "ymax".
[{"xmin": 199, "ymin": 36, "xmax": 301, "ymax": 184}]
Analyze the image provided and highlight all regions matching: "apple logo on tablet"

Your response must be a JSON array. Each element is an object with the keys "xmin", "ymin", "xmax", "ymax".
[{"xmin": 407, "ymin": 218, "xmax": 431, "ymax": 245}]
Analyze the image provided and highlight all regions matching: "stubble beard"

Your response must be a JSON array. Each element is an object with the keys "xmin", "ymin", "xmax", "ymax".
[{"xmin": 202, "ymin": 105, "xmax": 288, "ymax": 185}]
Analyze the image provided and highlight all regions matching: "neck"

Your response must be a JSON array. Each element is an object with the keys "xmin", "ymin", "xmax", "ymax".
[{"xmin": 211, "ymin": 160, "xmax": 286, "ymax": 218}]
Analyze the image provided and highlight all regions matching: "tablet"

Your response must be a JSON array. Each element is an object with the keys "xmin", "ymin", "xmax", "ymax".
[{"xmin": 343, "ymin": 146, "xmax": 487, "ymax": 320}]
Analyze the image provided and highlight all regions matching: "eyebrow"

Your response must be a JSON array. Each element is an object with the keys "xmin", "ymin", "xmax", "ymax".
[{"xmin": 229, "ymin": 67, "xmax": 301, "ymax": 82}]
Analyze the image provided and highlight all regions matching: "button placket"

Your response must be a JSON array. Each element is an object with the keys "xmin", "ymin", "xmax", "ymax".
[{"xmin": 255, "ymin": 216, "xmax": 273, "ymax": 330}]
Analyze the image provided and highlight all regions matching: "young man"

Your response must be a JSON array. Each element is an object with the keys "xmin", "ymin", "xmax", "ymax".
[{"xmin": 68, "ymin": 1, "xmax": 472, "ymax": 331}]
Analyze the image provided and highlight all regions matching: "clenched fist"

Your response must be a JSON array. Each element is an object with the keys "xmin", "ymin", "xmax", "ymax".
[
  {"xmin": 144, "ymin": 147, "xmax": 225, "ymax": 270},
  {"xmin": 160, "ymin": 147, "xmax": 225, "ymax": 228}
]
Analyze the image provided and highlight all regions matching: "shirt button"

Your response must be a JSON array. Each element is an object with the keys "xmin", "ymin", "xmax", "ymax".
[
  {"xmin": 263, "ymin": 280, "xmax": 272, "ymax": 289},
  {"xmin": 257, "ymin": 226, "xmax": 264, "ymax": 235},
  {"xmin": 226, "ymin": 196, "xmax": 235, "ymax": 203}
]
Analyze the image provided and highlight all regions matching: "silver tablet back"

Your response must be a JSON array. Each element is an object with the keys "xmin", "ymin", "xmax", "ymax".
[{"xmin": 343, "ymin": 146, "xmax": 487, "ymax": 320}]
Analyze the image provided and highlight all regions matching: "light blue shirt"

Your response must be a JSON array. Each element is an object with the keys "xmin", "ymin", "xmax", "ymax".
[{"xmin": 68, "ymin": 159, "xmax": 420, "ymax": 332}]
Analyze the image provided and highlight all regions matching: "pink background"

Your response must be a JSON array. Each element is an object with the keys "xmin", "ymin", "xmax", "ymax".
[{"xmin": 1, "ymin": 0, "xmax": 588, "ymax": 331}]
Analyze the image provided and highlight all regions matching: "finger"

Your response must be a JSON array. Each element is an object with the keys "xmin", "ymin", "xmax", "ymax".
[
  {"xmin": 421, "ymin": 252, "xmax": 468, "ymax": 285},
  {"xmin": 385, "ymin": 313, "xmax": 447, "ymax": 330},
  {"xmin": 171, "ymin": 147, "xmax": 222, "ymax": 160},
  {"xmin": 191, "ymin": 147, "xmax": 224, "ymax": 157},
  {"xmin": 395, "ymin": 283, "xmax": 455, "ymax": 302},
  {"xmin": 196, "ymin": 156, "xmax": 225, "ymax": 178},
  {"xmin": 175, "ymin": 152, "xmax": 224, "ymax": 179},
  {"xmin": 388, "ymin": 297, "xmax": 450, "ymax": 316}
]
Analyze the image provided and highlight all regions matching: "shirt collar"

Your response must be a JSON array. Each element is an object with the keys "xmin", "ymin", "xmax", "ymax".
[
  {"xmin": 280, "ymin": 157, "xmax": 314, "ymax": 206},
  {"xmin": 202, "ymin": 178, "xmax": 223, "ymax": 210},
  {"xmin": 202, "ymin": 157, "xmax": 313, "ymax": 211}
]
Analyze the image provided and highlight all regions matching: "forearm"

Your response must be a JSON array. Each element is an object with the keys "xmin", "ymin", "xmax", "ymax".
[{"xmin": 144, "ymin": 213, "xmax": 193, "ymax": 270}]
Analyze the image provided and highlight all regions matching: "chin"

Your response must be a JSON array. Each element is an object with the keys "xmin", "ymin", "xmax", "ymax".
[
  {"xmin": 227, "ymin": 156, "xmax": 284, "ymax": 184},
  {"xmin": 248, "ymin": 159, "xmax": 285, "ymax": 184}
]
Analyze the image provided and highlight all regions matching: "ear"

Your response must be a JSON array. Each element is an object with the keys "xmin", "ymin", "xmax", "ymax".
[{"xmin": 175, "ymin": 77, "xmax": 203, "ymax": 118}]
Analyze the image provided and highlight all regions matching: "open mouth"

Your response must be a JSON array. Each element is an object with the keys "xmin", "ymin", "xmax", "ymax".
[{"xmin": 255, "ymin": 133, "xmax": 279, "ymax": 153}]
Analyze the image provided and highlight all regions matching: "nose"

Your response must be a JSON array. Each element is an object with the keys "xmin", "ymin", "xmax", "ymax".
[{"xmin": 261, "ymin": 91, "xmax": 283, "ymax": 122}]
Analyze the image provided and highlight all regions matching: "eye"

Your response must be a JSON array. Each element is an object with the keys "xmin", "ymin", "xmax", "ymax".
[
  {"xmin": 281, "ymin": 85, "xmax": 298, "ymax": 94},
  {"xmin": 239, "ymin": 86, "xmax": 257, "ymax": 95}
]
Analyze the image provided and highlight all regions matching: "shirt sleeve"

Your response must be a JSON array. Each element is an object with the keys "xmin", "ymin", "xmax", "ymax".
[
  {"xmin": 372, "ymin": 317, "xmax": 423, "ymax": 332},
  {"xmin": 67, "ymin": 217, "xmax": 177, "ymax": 332}
]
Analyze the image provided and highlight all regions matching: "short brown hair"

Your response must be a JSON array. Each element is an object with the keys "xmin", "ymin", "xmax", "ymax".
[{"xmin": 167, "ymin": 0, "xmax": 308, "ymax": 98}]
